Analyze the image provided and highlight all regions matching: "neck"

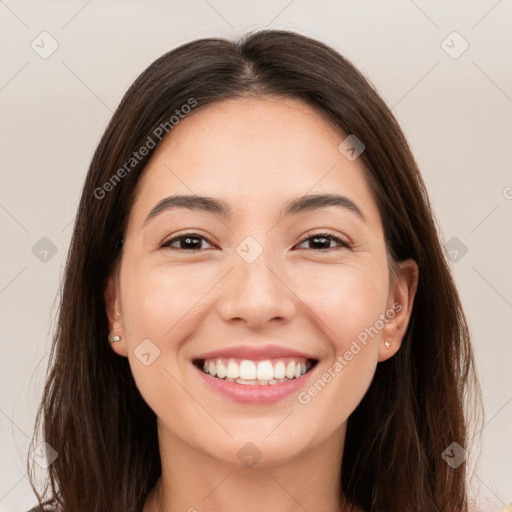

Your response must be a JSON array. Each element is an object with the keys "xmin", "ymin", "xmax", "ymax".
[{"xmin": 144, "ymin": 421, "xmax": 357, "ymax": 512}]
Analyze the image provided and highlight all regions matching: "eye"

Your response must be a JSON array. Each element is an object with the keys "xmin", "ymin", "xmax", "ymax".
[
  {"xmin": 160, "ymin": 231, "xmax": 352, "ymax": 253},
  {"xmin": 161, "ymin": 233, "xmax": 215, "ymax": 252},
  {"xmin": 295, "ymin": 232, "xmax": 352, "ymax": 251}
]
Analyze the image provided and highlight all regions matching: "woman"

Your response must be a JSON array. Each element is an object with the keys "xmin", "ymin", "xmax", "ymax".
[{"xmin": 27, "ymin": 29, "xmax": 482, "ymax": 512}]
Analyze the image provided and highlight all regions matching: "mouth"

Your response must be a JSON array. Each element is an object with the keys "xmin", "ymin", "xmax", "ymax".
[{"xmin": 192, "ymin": 357, "xmax": 319, "ymax": 386}]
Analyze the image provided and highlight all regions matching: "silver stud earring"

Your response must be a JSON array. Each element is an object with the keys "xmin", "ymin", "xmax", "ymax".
[
  {"xmin": 108, "ymin": 335, "xmax": 121, "ymax": 344},
  {"xmin": 384, "ymin": 340, "xmax": 392, "ymax": 348}
]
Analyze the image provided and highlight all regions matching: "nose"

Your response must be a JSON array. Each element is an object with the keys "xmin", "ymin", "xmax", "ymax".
[{"xmin": 216, "ymin": 248, "xmax": 297, "ymax": 329}]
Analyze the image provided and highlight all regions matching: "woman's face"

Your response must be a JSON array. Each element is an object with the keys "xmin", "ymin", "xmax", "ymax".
[{"xmin": 106, "ymin": 96, "xmax": 417, "ymax": 467}]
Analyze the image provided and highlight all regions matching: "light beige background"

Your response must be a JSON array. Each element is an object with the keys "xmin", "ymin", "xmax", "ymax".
[{"xmin": 1, "ymin": 1, "xmax": 511, "ymax": 511}]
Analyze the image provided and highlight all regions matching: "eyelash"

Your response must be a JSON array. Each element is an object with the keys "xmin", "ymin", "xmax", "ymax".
[
  {"xmin": 297, "ymin": 232, "xmax": 353, "ymax": 251},
  {"xmin": 160, "ymin": 231, "xmax": 352, "ymax": 252}
]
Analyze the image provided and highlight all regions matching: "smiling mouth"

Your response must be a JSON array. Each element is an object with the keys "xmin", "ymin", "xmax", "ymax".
[{"xmin": 193, "ymin": 357, "xmax": 318, "ymax": 385}]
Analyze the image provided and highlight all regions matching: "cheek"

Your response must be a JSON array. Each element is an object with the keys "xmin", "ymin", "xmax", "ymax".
[
  {"xmin": 118, "ymin": 262, "xmax": 200, "ymax": 395},
  {"xmin": 294, "ymin": 268, "xmax": 385, "ymax": 431},
  {"xmin": 119, "ymin": 271, "xmax": 204, "ymax": 433},
  {"xmin": 121, "ymin": 261, "xmax": 210, "ymax": 340},
  {"xmin": 298, "ymin": 261, "xmax": 388, "ymax": 350}
]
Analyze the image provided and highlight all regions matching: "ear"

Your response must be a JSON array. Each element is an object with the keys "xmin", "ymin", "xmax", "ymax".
[
  {"xmin": 378, "ymin": 259, "xmax": 419, "ymax": 362},
  {"xmin": 104, "ymin": 270, "xmax": 128, "ymax": 357}
]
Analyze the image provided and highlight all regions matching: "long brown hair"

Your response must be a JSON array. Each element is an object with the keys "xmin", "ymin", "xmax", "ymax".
[{"xmin": 27, "ymin": 29, "xmax": 482, "ymax": 512}]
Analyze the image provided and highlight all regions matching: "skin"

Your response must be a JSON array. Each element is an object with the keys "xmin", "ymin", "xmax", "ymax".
[{"xmin": 104, "ymin": 96, "xmax": 419, "ymax": 512}]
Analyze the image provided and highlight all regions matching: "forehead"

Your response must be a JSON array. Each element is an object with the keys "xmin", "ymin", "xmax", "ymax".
[
  {"xmin": 147, "ymin": 95, "xmax": 345, "ymax": 176},
  {"xmin": 129, "ymin": 96, "xmax": 382, "ymax": 230}
]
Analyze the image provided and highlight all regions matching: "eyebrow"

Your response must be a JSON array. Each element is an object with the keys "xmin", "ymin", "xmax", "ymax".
[{"xmin": 143, "ymin": 193, "xmax": 365, "ymax": 227}]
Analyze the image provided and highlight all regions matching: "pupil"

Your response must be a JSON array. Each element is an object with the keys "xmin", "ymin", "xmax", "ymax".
[
  {"xmin": 312, "ymin": 236, "xmax": 329, "ymax": 249},
  {"xmin": 184, "ymin": 237, "xmax": 200, "ymax": 249}
]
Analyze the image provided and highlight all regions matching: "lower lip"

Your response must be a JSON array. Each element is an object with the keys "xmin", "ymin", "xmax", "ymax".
[{"xmin": 194, "ymin": 363, "xmax": 317, "ymax": 405}]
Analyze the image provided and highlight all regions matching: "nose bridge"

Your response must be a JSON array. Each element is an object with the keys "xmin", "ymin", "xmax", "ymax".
[
  {"xmin": 217, "ymin": 235, "xmax": 295, "ymax": 326},
  {"xmin": 236, "ymin": 241, "xmax": 276, "ymax": 291}
]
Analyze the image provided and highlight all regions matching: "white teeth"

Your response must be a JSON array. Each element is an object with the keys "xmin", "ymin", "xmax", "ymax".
[
  {"xmin": 256, "ymin": 360, "xmax": 273, "ymax": 380},
  {"xmin": 236, "ymin": 378, "xmax": 257, "ymax": 385},
  {"xmin": 285, "ymin": 361, "xmax": 295, "ymax": 379},
  {"xmin": 199, "ymin": 357, "xmax": 314, "ymax": 384},
  {"xmin": 239, "ymin": 360, "xmax": 256, "ymax": 380},
  {"xmin": 226, "ymin": 360, "xmax": 240, "ymax": 379},
  {"xmin": 216, "ymin": 360, "xmax": 227, "ymax": 379},
  {"xmin": 273, "ymin": 361, "xmax": 286, "ymax": 379}
]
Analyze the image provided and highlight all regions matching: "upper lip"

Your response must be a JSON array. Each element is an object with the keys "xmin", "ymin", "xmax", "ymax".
[{"xmin": 193, "ymin": 344, "xmax": 318, "ymax": 362}]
